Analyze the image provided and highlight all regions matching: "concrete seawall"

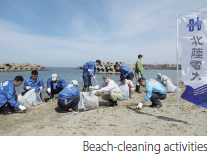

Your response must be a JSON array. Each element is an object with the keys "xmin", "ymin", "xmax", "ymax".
[
  {"xmin": 77, "ymin": 62, "xmax": 135, "ymax": 74},
  {"xmin": 76, "ymin": 62, "xmax": 181, "ymax": 75},
  {"xmin": 0, "ymin": 63, "xmax": 45, "ymax": 72}
]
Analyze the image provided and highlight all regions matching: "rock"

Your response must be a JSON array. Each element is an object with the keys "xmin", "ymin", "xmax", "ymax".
[
  {"xmin": 98, "ymin": 72, "xmax": 104, "ymax": 74},
  {"xmin": 0, "ymin": 63, "xmax": 45, "ymax": 72},
  {"xmin": 4, "ymin": 67, "xmax": 9, "ymax": 70},
  {"xmin": 36, "ymin": 67, "xmax": 42, "ymax": 71},
  {"xmin": 8, "ymin": 69, "xmax": 14, "ymax": 72},
  {"xmin": 91, "ymin": 62, "xmax": 134, "ymax": 75},
  {"xmin": 108, "ymin": 68, "xmax": 114, "ymax": 72}
]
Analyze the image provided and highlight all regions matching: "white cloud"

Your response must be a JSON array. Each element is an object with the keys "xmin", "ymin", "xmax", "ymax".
[{"xmin": 0, "ymin": 0, "xmax": 207, "ymax": 67}]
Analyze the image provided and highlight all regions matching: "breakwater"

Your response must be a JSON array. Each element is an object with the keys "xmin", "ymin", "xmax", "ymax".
[
  {"xmin": 0, "ymin": 63, "xmax": 45, "ymax": 72},
  {"xmin": 77, "ymin": 62, "xmax": 134, "ymax": 74}
]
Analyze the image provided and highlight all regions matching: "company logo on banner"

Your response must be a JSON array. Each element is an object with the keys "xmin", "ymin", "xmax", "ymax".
[{"xmin": 179, "ymin": 9, "xmax": 207, "ymax": 108}]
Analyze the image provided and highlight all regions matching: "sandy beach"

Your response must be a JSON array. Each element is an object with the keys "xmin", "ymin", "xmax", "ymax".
[{"xmin": 0, "ymin": 84, "xmax": 206, "ymax": 136}]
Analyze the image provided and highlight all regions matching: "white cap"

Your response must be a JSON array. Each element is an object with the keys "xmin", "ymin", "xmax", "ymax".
[
  {"xmin": 52, "ymin": 74, "xmax": 58, "ymax": 81},
  {"xmin": 71, "ymin": 80, "xmax": 78, "ymax": 86}
]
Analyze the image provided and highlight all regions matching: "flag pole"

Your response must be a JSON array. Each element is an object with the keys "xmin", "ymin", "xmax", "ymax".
[{"xmin": 176, "ymin": 13, "xmax": 180, "ymax": 121}]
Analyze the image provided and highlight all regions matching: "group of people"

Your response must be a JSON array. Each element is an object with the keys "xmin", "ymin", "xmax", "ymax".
[
  {"xmin": 83, "ymin": 55, "xmax": 177, "ymax": 110},
  {"xmin": 0, "ymin": 54, "xmax": 178, "ymax": 114},
  {"xmin": 0, "ymin": 70, "xmax": 80, "ymax": 114}
]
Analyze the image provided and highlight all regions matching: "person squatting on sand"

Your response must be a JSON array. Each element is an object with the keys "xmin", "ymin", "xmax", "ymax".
[
  {"xmin": 91, "ymin": 75, "xmax": 123, "ymax": 107},
  {"xmin": 119, "ymin": 76, "xmax": 134, "ymax": 88},
  {"xmin": 0, "ymin": 76, "xmax": 26, "ymax": 114},
  {"xmin": 156, "ymin": 73, "xmax": 178, "ymax": 93},
  {"xmin": 57, "ymin": 80, "xmax": 80, "ymax": 112},
  {"xmin": 47, "ymin": 74, "xmax": 67, "ymax": 102},
  {"xmin": 135, "ymin": 54, "xmax": 143, "ymax": 93},
  {"xmin": 137, "ymin": 77, "xmax": 166, "ymax": 109},
  {"xmin": 115, "ymin": 64, "xmax": 134, "ymax": 81},
  {"xmin": 119, "ymin": 76, "xmax": 135, "ymax": 98},
  {"xmin": 82, "ymin": 60, "xmax": 101, "ymax": 92},
  {"xmin": 22, "ymin": 70, "xmax": 44, "ymax": 97}
]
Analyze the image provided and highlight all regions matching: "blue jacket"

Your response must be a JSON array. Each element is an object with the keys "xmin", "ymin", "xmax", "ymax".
[
  {"xmin": 0, "ymin": 80, "xmax": 20, "ymax": 108},
  {"xmin": 144, "ymin": 79, "xmax": 166, "ymax": 102},
  {"xmin": 119, "ymin": 65, "xmax": 132, "ymax": 77},
  {"xmin": 83, "ymin": 61, "xmax": 97, "ymax": 77},
  {"xmin": 47, "ymin": 77, "xmax": 66, "ymax": 91},
  {"xmin": 58, "ymin": 83, "xmax": 80, "ymax": 100},
  {"xmin": 24, "ymin": 76, "xmax": 44, "ymax": 91}
]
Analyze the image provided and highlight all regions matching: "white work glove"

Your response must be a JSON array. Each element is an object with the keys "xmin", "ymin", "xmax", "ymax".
[
  {"xmin": 94, "ymin": 85, "xmax": 99, "ymax": 90},
  {"xmin": 26, "ymin": 86, "xmax": 31, "ymax": 90},
  {"xmin": 137, "ymin": 102, "xmax": 143, "ymax": 109},
  {"xmin": 91, "ymin": 90, "xmax": 97, "ymax": 95},
  {"xmin": 47, "ymin": 88, "xmax": 51, "ymax": 93},
  {"xmin": 18, "ymin": 105, "xmax": 26, "ymax": 111},
  {"xmin": 39, "ymin": 86, "xmax": 43, "ymax": 90},
  {"xmin": 88, "ymin": 69, "xmax": 92, "ymax": 72},
  {"xmin": 89, "ymin": 86, "xmax": 95, "ymax": 90}
]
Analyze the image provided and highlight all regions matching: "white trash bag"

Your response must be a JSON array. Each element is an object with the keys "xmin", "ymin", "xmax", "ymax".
[
  {"xmin": 78, "ymin": 92, "xmax": 99, "ymax": 111},
  {"xmin": 78, "ymin": 96, "xmax": 84, "ymax": 110},
  {"xmin": 120, "ymin": 84, "xmax": 129, "ymax": 99},
  {"xmin": 89, "ymin": 85, "xmax": 99, "ymax": 91},
  {"xmin": 17, "ymin": 89, "xmax": 42, "ymax": 108},
  {"xmin": 166, "ymin": 79, "xmax": 177, "ymax": 93}
]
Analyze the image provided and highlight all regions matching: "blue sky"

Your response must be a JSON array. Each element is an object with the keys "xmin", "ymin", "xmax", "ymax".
[{"xmin": 0, "ymin": 0, "xmax": 207, "ymax": 67}]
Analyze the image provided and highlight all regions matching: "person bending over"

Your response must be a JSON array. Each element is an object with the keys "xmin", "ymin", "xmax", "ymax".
[
  {"xmin": 82, "ymin": 60, "xmax": 101, "ymax": 92},
  {"xmin": 137, "ymin": 77, "xmax": 166, "ymax": 109},
  {"xmin": 58, "ymin": 80, "xmax": 80, "ymax": 112},
  {"xmin": 0, "ymin": 76, "xmax": 26, "ymax": 114},
  {"xmin": 156, "ymin": 73, "xmax": 177, "ymax": 93},
  {"xmin": 116, "ymin": 64, "xmax": 134, "ymax": 81}
]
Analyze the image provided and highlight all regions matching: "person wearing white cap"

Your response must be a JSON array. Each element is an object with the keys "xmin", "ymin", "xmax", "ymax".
[
  {"xmin": 156, "ymin": 73, "xmax": 177, "ymax": 93},
  {"xmin": 47, "ymin": 74, "xmax": 67, "ymax": 102},
  {"xmin": 91, "ymin": 75, "xmax": 123, "ymax": 107},
  {"xmin": 57, "ymin": 80, "xmax": 80, "ymax": 112}
]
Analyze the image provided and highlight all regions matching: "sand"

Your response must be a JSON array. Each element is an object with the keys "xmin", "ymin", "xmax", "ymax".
[{"xmin": 0, "ymin": 84, "xmax": 207, "ymax": 136}]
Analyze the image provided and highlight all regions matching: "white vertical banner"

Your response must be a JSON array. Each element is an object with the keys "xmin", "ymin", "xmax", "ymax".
[{"xmin": 178, "ymin": 8, "xmax": 207, "ymax": 108}]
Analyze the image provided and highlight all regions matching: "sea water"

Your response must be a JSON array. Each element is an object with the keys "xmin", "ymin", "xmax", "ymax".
[{"xmin": 0, "ymin": 67, "xmax": 181, "ymax": 94}]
